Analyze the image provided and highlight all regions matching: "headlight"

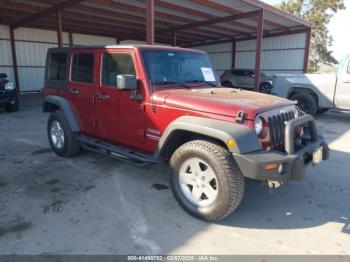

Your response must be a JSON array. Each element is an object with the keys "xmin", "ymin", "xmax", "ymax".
[
  {"xmin": 4, "ymin": 82, "xmax": 14, "ymax": 90},
  {"xmin": 254, "ymin": 117, "xmax": 263, "ymax": 135},
  {"xmin": 254, "ymin": 116, "xmax": 268, "ymax": 138}
]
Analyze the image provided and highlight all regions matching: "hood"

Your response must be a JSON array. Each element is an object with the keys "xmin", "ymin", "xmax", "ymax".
[{"xmin": 153, "ymin": 87, "xmax": 295, "ymax": 120}]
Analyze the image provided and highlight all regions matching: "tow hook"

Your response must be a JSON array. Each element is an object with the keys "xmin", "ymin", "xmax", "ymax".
[{"xmin": 265, "ymin": 180, "xmax": 283, "ymax": 191}]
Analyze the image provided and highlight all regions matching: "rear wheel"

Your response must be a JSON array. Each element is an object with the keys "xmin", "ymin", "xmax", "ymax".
[
  {"xmin": 47, "ymin": 111, "xmax": 81, "ymax": 157},
  {"xmin": 290, "ymin": 92, "xmax": 317, "ymax": 116},
  {"xmin": 170, "ymin": 140, "xmax": 244, "ymax": 221}
]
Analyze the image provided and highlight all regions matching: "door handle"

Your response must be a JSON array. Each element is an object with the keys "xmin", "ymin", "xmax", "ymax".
[
  {"xmin": 96, "ymin": 93, "xmax": 110, "ymax": 100},
  {"xmin": 69, "ymin": 88, "xmax": 80, "ymax": 95}
]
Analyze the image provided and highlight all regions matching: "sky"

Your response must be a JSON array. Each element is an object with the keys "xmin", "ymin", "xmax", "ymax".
[{"xmin": 262, "ymin": 0, "xmax": 350, "ymax": 61}]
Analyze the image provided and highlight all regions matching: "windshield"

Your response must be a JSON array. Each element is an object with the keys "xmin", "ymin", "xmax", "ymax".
[{"xmin": 141, "ymin": 49, "xmax": 219, "ymax": 86}]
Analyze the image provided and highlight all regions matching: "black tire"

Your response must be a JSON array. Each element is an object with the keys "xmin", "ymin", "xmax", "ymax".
[
  {"xmin": 47, "ymin": 111, "xmax": 81, "ymax": 157},
  {"xmin": 221, "ymin": 81, "xmax": 234, "ymax": 88},
  {"xmin": 259, "ymin": 82, "xmax": 273, "ymax": 94},
  {"xmin": 169, "ymin": 140, "xmax": 244, "ymax": 221},
  {"xmin": 290, "ymin": 92, "xmax": 317, "ymax": 116},
  {"xmin": 5, "ymin": 99, "xmax": 19, "ymax": 112}
]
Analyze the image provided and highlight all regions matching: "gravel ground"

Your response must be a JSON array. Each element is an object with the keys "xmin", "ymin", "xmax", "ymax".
[{"xmin": 0, "ymin": 94, "xmax": 349, "ymax": 255}]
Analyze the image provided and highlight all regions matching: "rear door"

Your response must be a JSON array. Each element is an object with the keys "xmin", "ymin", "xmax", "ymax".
[
  {"xmin": 68, "ymin": 50, "xmax": 97, "ymax": 136},
  {"xmin": 95, "ymin": 49, "xmax": 145, "ymax": 148},
  {"xmin": 335, "ymin": 59, "xmax": 350, "ymax": 110}
]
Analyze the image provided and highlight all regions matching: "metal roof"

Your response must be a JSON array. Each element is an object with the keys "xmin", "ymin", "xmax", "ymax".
[
  {"xmin": 49, "ymin": 44, "xmax": 207, "ymax": 52},
  {"xmin": 0, "ymin": 0, "xmax": 312, "ymax": 46}
]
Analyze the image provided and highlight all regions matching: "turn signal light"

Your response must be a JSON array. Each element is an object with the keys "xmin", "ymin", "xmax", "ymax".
[
  {"xmin": 227, "ymin": 139, "xmax": 237, "ymax": 149},
  {"xmin": 264, "ymin": 163, "xmax": 278, "ymax": 170}
]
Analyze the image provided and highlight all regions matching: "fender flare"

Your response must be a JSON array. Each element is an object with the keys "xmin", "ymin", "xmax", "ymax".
[
  {"xmin": 43, "ymin": 95, "xmax": 80, "ymax": 132},
  {"xmin": 155, "ymin": 116, "xmax": 261, "ymax": 157},
  {"xmin": 287, "ymin": 87, "xmax": 319, "ymax": 103}
]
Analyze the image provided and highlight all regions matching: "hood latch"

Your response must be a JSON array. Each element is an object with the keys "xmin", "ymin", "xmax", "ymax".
[{"xmin": 236, "ymin": 111, "xmax": 245, "ymax": 123}]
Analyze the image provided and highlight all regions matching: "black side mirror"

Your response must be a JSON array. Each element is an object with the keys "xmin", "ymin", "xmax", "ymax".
[
  {"xmin": 0, "ymin": 73, "xmax": 7, "ymax": 79},
  {"xmin": 116, "ymin": 75, "xmax": 137, "ymax": 90}
]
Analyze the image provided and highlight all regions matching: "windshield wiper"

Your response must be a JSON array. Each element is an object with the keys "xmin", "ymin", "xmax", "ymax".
[
  {"xmin": 155, "ymin": 81, "xmax": 191, "ymax": 89},
  {"xmin": 185, "ymin": 80, "xmax": 218, "ymax": 87}
]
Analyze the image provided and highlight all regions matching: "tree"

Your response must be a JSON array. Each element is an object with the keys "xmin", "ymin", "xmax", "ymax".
[{"xmin": 279, "ymin": 0, "xmax": 345, "ymax": 69}]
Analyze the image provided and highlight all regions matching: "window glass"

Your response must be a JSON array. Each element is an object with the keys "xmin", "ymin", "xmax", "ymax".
[
  {"xmin": 102, "ymin": 53, "xmax": 136, "ymax": 86},
  {"xmin": 347, "ymin": 61, "xmax": 350, "ymax": 74},
  {"xmin": 243, "ymin": 70, "xmax": 253, "ymax": 76},
  {"xmin": 71, "ymin": 53, "xmax": 94, "ymax": 83},
  {"xmin": 141, "ymin": 50, "xmax": 217, "ymax": 85},
  {"xmin": 231, "ymin": 70, "xmax": 239, "ymax": 76},
  {"xmin": 49, "ymin": 53, "xmax": 67, "ymax": 80},
  {"xmin": 233, "ymin": 70, "xmax": 248, "ymax": 76}
]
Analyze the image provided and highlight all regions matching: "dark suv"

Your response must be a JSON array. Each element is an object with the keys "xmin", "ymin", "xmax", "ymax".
[
  {"xmin": 0, "ymin": 73, "xmax": 19, "ymax": 112},
  {"xmin": 42, "ymin": 45, "xmax": 329, "ymax": 221}
]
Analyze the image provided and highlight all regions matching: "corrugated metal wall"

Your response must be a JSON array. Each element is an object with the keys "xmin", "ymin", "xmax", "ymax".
[
  {"xmin": 235, "ymin": 33, "xmax": 306, "ymax": 73},
  {"xmin": 0, "ymin": 25, "xmax": 116, "ymax": 92},
  {"xmin": 0, "ymin": 25, "xmax": 307, "ymax": 91},
  {"xmin": 0, "ymin": 25, "xmax": 15, "ymax": 85},
  {"xmin": 195, "ymin": 33, "xmax": 307, "ymax": 78},
  {"xmin": 195, "ymin": 42, "xmax": 233, "ymax": 78}
]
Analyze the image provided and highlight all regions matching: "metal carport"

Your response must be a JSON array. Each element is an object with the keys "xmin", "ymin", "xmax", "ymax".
[{"xmin": 0, "ymin": 0, "xmax": 312, "ymax": 92}]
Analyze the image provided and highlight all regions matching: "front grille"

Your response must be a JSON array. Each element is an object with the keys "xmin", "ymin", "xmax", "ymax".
[{"xmin": 267, "ymin": 111, "xmax": 295, "ymax": 148}]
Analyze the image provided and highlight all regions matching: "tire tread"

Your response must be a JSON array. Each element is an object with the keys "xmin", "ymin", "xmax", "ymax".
[{"xmin": 170, "ymin": 140, "xmax": 244, "ymax": 221}]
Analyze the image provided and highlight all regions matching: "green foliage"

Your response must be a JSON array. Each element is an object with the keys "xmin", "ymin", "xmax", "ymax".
[{"xmin": 279, "ymin": 0, "xmax": 345, "ymax": 67}]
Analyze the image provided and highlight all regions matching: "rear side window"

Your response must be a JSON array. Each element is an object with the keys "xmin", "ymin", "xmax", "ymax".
[
  {"xmin": 71, "ymin": 53, "xmax": 94, "ymax": 83},
  {"xmin": 231, "ymin": 69, "xmax": 245, "ymax": 76},
  {"xmin": 48, "ymin": 53, "xmax": 67, "ymax": 80},
  {"xmin": 102, "ymin": 53, "xmax": 136, "ymax": 86}
]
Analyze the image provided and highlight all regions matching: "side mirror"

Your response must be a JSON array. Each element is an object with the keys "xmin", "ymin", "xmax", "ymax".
[
  {"xmin": 116, "ymin": 74, "xmax": 137, "ymax": 90},
  {"xmin": 0, "ymin": 73, "xmax": 7, "ymax": 79}
]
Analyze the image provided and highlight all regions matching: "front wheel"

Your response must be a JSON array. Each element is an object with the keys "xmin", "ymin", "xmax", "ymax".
[
  {"xmin": 5, "ymin": 99, "xmax": 19, "ymax": 112},
  {"xmin": 259, "ymin": 82, "xmax": 273, "ymax": 94},
  {"xmin": 170, "ymin": 140, "xmax": 244, "ymax": 221},
  {"xmin": 47, "ymin": 111, "xmax": 81, "ymax": 157},
  {"xmin": 290, "ymin": 92, "xmax": 317, "ymax": 116}
]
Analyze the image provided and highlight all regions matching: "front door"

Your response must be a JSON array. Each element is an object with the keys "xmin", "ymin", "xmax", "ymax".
[
  {"xmin": 95, "ymin": 50, "xmax": 145, "ymax": 149},
  {"xmin": 68, "ymin": 50, "xmax": 97, "ymax": 136},
  {"xmin": 335, "ymin": 60, "xmax": 350, "ymax": 110}
]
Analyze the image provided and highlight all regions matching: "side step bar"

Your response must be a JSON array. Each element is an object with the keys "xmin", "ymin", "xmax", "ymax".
[{"xmin": 77, "ymin": 135, "xmax": 160, "ymax": 167}]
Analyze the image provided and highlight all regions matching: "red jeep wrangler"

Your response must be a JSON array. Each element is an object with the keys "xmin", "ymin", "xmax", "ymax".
[{"xmin": 43, "ymin": 45, "xmax": 329, "ymax": 221}]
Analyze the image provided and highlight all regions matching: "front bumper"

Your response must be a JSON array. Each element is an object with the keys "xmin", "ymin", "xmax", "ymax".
[
  {"xmin": 0, "ymin": 91, "xmax": 17, "ymax": 108},
  {"xmin": 234, "ymin": 115, "xmax": 330, "ymax": 181}
]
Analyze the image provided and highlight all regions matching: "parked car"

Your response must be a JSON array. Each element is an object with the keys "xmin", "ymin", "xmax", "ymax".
[
  {"xmin": 0, "ymin": 73, "xmax": 19, "ymax": 112},
  {"xmin": 271, "ymin": 54, "xmax": 350, "ymax": 116},
  {"xmin": 42, "ymin": 45, "xmax": 329, "ymax": 221},
  {"xmin": 220, "ymin": 68, "xmax": 273, "ymax": 93}
]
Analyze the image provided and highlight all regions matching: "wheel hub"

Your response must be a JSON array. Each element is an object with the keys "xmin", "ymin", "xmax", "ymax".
[
  {"xmin": 50, "ymin": 120, "xmax": 65, "ymax": 149},
  {"xmin": 179, "ymin": 158, "xmax": 218, "ymax": 207}
]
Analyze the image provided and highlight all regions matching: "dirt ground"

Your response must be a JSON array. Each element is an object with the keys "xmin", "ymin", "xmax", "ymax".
[{"xmin": 0, "ymin": 94, "xmax": 349, "ymax": 255}]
